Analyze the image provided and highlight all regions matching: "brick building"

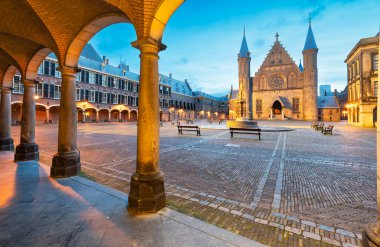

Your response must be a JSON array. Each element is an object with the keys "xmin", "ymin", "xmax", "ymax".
[{"xmin": 10, "ymin": 44, "xmax": 228, "ymax": 124}]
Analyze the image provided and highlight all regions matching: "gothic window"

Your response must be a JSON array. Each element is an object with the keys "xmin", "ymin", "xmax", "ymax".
[
  {"xmin": 260, "ymin": 75, "xmax": 267, "ymax": 90},
  {"xmin": 268, "ymin": 75, "xmax": 285, "ymax": 89},
  {"xmin": 256, "ymin": 99, "xmax": 262, "ymax": 112},
  {"xmin": 292, "ymin": 98, "xmax": 300, "ymax": 112},
  {"xmin": 287, "ymin": 72, "xmax": 296, "ymax": 88}
]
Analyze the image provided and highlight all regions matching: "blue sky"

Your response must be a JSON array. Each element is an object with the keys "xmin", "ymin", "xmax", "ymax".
[{"xmin": 90, "ymin": 0, "xmax": 379, "ymax": 96}]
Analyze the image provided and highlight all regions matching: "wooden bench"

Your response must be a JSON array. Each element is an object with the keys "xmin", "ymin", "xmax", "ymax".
[
  {"xmin": 178, "ymin": 125, "xmax": 201, "ymax": 136},
  {"xmin": 322, "ymin": 125, "xmax": 334, "ymax": 135},
  {"xmin": 230, "ymin": 127, "xmax": 261, "ymax": 140},
  {"xmin": 315, "ymin": 123, "xmax": 324, "ymax": 131},
  {"xmin": 311, "ymin": 122, "xmax": 318, "ymax": 129}
]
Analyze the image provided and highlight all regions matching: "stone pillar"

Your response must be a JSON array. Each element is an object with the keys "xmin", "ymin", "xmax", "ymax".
[
  {"xmin": 119, "ymin": 111, "xmax": 122, "ymax": 122},
  {"xmin": 51, "ymin": 66, "xmax": 80, "ymax": 178},
  {"xmin": 14, "ymin": 80, "xmax": 39, "ymax": 161},
  {"xmin": 0, "ymin": 87, "xmax": 14, "ymax": 151},
  {"xmin": 363, "ymin": 36, "xmax": 380, "ymax": 247},
  {"xmin": 270, "ymin": 108, "xmax": 273, "ymax": 119},
  {"xmin": 108, "ymin": 111, "xmax": 111, "ymax": 122},
  {"xmin": 46, "ymin": 108, "xmax": 50, "ymax": 123},
  {"xmin": 128, "ymin": 38, "xmax": 166, "ymax": 215},
  {"xmin": 82, "ymin": 109, "xmax": 86, "ymax": 123},
  {"xmin": 96, "ymin": 110, "xmax": 99, "ymax": 122}
]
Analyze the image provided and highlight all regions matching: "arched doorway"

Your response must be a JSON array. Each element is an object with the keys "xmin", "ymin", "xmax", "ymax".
[
  {"xmin": 98, "ymin": 109, "xmax": 109, "ymax": 122},
  {"xmin": 49, "ymin": 106, "xmax": 60, "ymax": 124},
  {"xmin": 36, "ymin": 105, "xmax": 47, "ymax": 124},
  {"xmin": 85, "ymin": 108, "xmax": 96, "ymax": 122},
  {"xmin": 11, "ymin": 102, "xmax": 22, "ymax": 125},
  {"xmin": 272, "ymin": 100, "xmax": 282, "ymax": 118},
  {"xmin": 373, "ymin": 107, "xmax": 377, "ymax": 127},
  {"xmin": 121, "ymin": 110, "xmax": 129, "ymax": 122},
  {"xmin": 130, "ymin": 110, "xmax": 138, "ymax": 121},
  {"xmin": 110, "ymin": 110, "xmax": 120, "ymax": 122},
  {"xmin": 77, "ymin": 108, "xmax": 84, "ymax": 122}
]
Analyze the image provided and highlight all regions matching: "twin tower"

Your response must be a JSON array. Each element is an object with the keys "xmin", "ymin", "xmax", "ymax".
[{"xmin": 237, "ymin": 18, "xmax": 319, "ymax": 121}]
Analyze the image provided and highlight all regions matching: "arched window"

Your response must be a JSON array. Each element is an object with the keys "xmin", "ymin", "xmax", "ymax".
[{"xmin": 287, "ymin": 72, "xmax": 297, "ymax": 88}]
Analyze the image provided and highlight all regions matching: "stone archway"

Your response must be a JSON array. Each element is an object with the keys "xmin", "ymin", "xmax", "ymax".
[
  {"xmin": 36, "ymin": 104, "xmax": 47, "ymax": 124},
  {"xmin": 98, "ymin": 109, "xmax": 109, "ymax": 122},
  {"xmin": 49, "ymin": 106, "xmax": 60, "ymax": 124},
  {"xmin": 130, "ymin": 110, "xmax": 138, "ymax": 121},
  {"xmin": 121, "ymin": 110, "xmax": 129, "ymax": 122},
  {"xmin": 272, "ymin": 100, "xmax": 283, "ymax": 118},
  {"xmin": 11, "ymin": 102, "xmax": 22, "ymax": 125}
]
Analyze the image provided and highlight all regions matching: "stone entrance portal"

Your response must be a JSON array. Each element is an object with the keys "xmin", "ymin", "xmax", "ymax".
[{"xmin": 272, "ymin": 100, "xmax": 282, "ymax": 115}]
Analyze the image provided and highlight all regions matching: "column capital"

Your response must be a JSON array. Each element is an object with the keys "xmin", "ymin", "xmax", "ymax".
[
  {"xmin": 57, "ymin": 66, "xmax": 80, "ymax": 75},
  {"xmin": 131, "ymin": 37, "xmax": 167, "ymax": 53},
  {"xmin": 22, "ymin": 79, "xmax": 37, "ymax": 87}
]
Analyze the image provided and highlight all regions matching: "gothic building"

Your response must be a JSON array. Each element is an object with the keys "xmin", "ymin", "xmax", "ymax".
[{"xmin": 229, "ymin": 19, "xmax": 319, "ymax": 121}]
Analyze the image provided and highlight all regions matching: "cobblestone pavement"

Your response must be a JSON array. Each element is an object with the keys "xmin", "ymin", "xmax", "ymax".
[{"xmin": 10, "ymin": 120, "xmax": 376, "ymax": 246}]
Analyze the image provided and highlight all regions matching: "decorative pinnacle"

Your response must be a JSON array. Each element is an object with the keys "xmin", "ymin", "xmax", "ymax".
[
  {"xmin": 309, "ymin": 13, "xmax": 311, "ymax": 26},
  {"xmin": 275, "ymin": 32, "xmax": 279, "ymax": 41},
  {"xmin": 243, "ymin": 25, "xmax": 246, "ymax": 36}
]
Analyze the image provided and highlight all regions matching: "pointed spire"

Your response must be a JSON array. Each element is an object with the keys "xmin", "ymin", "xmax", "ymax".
[
  {"xmin": 303, "ymin": 15, "xmax": 318, "ymax": 51},
  {"xmin": 239, "ymin": 27, "xmax": 250, "ymax": 58},
  {"xmin": 299, "ymin": 59, "xmax": 304, "ymax": 72}
]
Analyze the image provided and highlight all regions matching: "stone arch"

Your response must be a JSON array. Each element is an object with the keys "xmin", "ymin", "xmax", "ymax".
[
  {"xmin": 130, "ymin": 110, "xmax": 138, "ymax": 121},
  {"xmin": 3, "ymin": 65, "xmax": 19, "ymax": 88},
  {"xmin": 25, "ymin": 48, "xmax": 52, "ymax": 80},
  {"xmin": 48, "ymin": 105, "xmax": 60, "ymax": 124},
  {"xmin": 65, "ymin": 14, "xmax": 131, "ymax": 67},
  {"xmin": 149, "ymin": 0, "xmax": 185, "ymax": 41},
  {"xmin": 85, "ymin": 107, "xmax": 97, "ymax": 122},
  {"xmin": 121, "ymin": 110, "xmax": 129, "ymax": 122},
  {"xmin": 110, "ymin": 109, "xmax": 120, "ymax": 122},
  {"xmin": 98, "ymin": 109, "xmax": 110, "ymax": 122}
]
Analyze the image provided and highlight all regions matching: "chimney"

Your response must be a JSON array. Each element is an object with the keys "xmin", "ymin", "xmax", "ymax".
[
  {"xmin": 126, "ymin": 65, "xmax": 129, "ymax": 72},
  {"xmin": 106, "ymin": 58, "xmax": 109, "ymax": 65},
  {"xmin": 169, "ymin": 73, "xmax": 172, "ymax": 79},
  {"xmin": 185, "ymin": 79, "xmax": 188, "ymax": 83},
  {"xmin": 103, "ymin": 56, "xmax": 106, "ymax": 63}
]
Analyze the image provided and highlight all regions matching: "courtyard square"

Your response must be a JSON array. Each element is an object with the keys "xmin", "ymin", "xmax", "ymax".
[{"xmin": 10, "ymin": 120, "xmax": 376, "ymax": 246}]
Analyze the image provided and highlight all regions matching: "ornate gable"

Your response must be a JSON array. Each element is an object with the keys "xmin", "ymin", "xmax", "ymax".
[{"xmin": 260, "ymin": 40, "xmax": 297, "ymax": 68}]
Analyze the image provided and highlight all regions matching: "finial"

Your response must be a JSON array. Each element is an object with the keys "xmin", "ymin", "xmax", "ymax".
[
  {"xmin": 275, "ymin": 32, "xmax": 279, "ymax": 41},
  {"xmin": 309, "ymin": 13, "xmax": 311, "ymax": 26},
  {"xmin": 243, "ymin": 25, "xmax": 246, "ymax": 36}
]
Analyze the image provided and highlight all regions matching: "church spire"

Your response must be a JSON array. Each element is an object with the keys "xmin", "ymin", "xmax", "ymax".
[
  {"xmin": 298, "ymin": 59, "xmax": 304, "ymax": 72},
  {"xmin": 303, "ymin": 15, "xmax": 318, "ymax": 51},
  {"xmin": 239, "ymin": 27, "xmax": 250, "ymax": 58}
]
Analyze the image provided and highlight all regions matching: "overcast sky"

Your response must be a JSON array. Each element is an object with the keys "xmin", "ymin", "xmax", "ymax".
[{"xmin": 90, "ymin": 0, "xmax": 380, "ymax": 96}]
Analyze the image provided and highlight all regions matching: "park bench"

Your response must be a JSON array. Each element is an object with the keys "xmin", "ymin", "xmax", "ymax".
[
  {"xmin": 230, "ymin": 127, "xmax": 262, "ymax": 140},
  {"xmin": 178, "ymin": 125, "xmax": 201, "ymax": 136},
  {"xmin": 315, "ymin": 123, "xmax": 324, "ymax": 131},
  {"xmin": 322, "ymin": 125, "xmax": 334, "ymax": 135},
  {"xmin": 311, "ymin": 122, "xmax": 318, "ymax": 129}
]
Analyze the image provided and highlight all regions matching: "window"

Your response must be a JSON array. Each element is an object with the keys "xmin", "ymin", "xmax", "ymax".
[
  {"xmin": 80, "ymin": 70, "xmax": 90, "ymax": 83},
  {"xmin": 293, "ymin": 98, "xmax": 300, "ymax": 112},
  {"xmin": 256, "ymin": 99, "xmax": 262, "ymax": 112},
  {"xmin": 107, "ymin": 77, "xmax": 114, "ymax": 88},
  {"xmin": 373, "ymin": 54, "xmax": 379, "ymax": 71},
  {"xmin": 43, "ymin": 61, "xmax": 57, "ymax": 77},
  {"xmin": 101, "ymin": 92, "xmax": 108, "ymax": 104},
  {"xmin": 89, "ymin": 72, "xmax": 95, "ymax": 84},
  {"xmin": 35, "ymin": 82, "xmax": 43, "ymax": 98},
  {"xmin": 375, "ymin": 81, "xmax": 378, "ymax": 98},
  {"xmin": 13, "ymin": 76, "xmax": 23, "ymax": 94},
  {"xmin": 89, "ymin": 90, "xmax": 95, "ymax": 102},
  {"xmin": 112, "ymin": 93, "xmax": 118, "ymax": 104},
  {"xmin": 159, "ymin": 85, "xmax": 163, "ymax": 94},
  {"xmin": 54, "ymin": 85, "xmax": 61, "ymax": 99},
  {"xmin": 76, "ymin": 88, "xmax": 81, "ymax": 101}
]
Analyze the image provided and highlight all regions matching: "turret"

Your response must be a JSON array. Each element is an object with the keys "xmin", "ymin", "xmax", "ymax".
[
  {"xmin": 238, "ymin": 28, "xmax": 253, "ymax": 119},
  {"xmin": 302, "ymin": 17, "xmax": 318, "ymax": 121}
]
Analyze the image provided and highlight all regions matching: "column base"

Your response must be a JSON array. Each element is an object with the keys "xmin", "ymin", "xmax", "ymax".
[
  {"xmin": 14, "ymin": 143, "xmax": 39, "ymax": 161},
  {"xmin": 363, "ymin": 222, "xmax": 380, "ymax": 247},
  {"xmin": 51, "ymin": 152, "xmax": 81, "ymax": 178},
  {"xmin": 0, "ymin": 138, "xmax": 14, "ymax": 151},
  {"xmin": 127, "ymin": 172, "xmax": 166, "ymax": 215}
]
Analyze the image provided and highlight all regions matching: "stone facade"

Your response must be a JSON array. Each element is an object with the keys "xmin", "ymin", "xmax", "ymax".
[
  {"xmin": 345, "ymin": 33, "xmax": 379, "ymax": 127},
  {"xmin": 229, "ymin": 21, "xmax": 319, "ymax": 121}
]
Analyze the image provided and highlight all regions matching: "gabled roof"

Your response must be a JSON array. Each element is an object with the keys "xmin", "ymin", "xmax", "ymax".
[
  {"xmin": 159, "ymin": 74, "xmax": 193, "ymax": 97},
  {"xmin": 259, "ymin": 38, "xmax": 297, "ymax": 68},
  {"xmin": 239, "ymin": 32, "xmax": 250, "ymax": 58},
  {"xmin": 193, "ymin": 91, "xmax": 228, "ymax": 101},
  {"xmin": 318, "ymin": 96, "xmax": 339, "ymax": 109},
  {"xmin": 278, "ymin": 96, "xmax": 292, "ymax": 109},
  {"xmin": 81, "ymin": 44, "xmax": 103, "ymax": 62},
  {"xmin": 303, "ymin": 22, "xmax": 318, "ymax": 51}
]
